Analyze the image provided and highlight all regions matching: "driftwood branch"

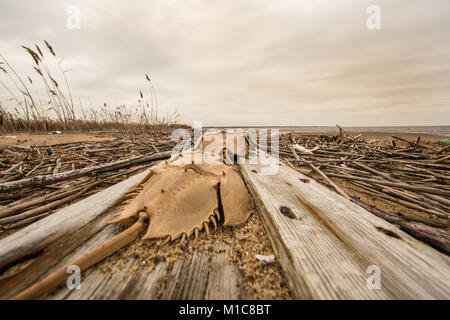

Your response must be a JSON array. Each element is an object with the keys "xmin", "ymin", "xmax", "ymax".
[
  {"xmin": 353, "ymin": 198, "xmax": 449, "ymax": 254},
  {"xmin": 280, "ymin": 130, "xmax": 449, "ymax": 253},
  {"xmin": 290, "ymin": 145, "xmax": 350, "ymax": 200},
  {"xmin": 325, "ymin": 173, "xmax": 450, "ymax": 197}
]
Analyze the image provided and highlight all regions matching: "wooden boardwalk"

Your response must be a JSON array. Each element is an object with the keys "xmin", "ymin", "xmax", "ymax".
[
  {"xmin": 241, "ymin": 159, "xmax": 450, "ymax": 299},
  {"xmin": 0, "ymin": 154, "xmax": 449, "ymax": 300},
  {"xmin": 0, "ymin": 180, "xmax": 249, "ymax": 300}
]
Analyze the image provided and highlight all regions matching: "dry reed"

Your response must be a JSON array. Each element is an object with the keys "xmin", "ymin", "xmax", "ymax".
[{"xmin": 0, "ymin": 42, "xmax": 182, "ymax": 133}]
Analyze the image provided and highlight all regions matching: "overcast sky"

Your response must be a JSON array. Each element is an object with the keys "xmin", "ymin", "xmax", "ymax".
[{"xmin": 0, "ymin": 0, "xmax": 449, "ymax": 126}]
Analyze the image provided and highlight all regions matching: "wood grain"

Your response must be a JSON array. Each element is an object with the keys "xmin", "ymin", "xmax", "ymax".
[
  {"xmin": 46, "ymin": 240, "xmax": 244, "ymax": 300},
  {"xmin": 1, "ymin": 157, "xmax": 247, "ymax": 300},
  {"xmin": 241, "ymin": 160, "xmax": 450, "ymax": 299},
  {"xmin": 0, "ymin": 168, "xmax": 152, "ymax": 272}
]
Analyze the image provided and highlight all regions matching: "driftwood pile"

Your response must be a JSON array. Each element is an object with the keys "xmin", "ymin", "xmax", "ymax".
[
  {"xmin": 279, "ymin": 127, "xmax": 450, "ymax": 254},
  {"xmin": 0, "ymin": 132, "xmax": 176, "ymax": 233}
]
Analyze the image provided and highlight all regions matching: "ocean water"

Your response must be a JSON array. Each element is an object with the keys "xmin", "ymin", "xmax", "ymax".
[
  {"xmin": 208, "ymin": 126, "xmax": 450, "ymax": 137},
  {"xmin": 288, "ymin": 126, "xmax": 450, "ymax": 137}
]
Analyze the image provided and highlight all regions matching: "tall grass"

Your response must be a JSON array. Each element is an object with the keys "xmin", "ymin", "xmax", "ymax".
[{"xmin": 0, "ymin": 42, "xmax": 182, "ymax": 133}]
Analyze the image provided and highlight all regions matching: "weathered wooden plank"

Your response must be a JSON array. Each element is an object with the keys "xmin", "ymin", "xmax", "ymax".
[
  {"xmin": 204, "ymin": 243, "xmax": 247, "ymax": 300},
  {"xmin": 59, "ymin": 261, "xmax": 168, "ymax": 300},
  {"xmin": 0, "ymin": 211, "xmax": 115, "ymax": 299},
  {"xmin": 44, "ymin": 221, "xmax": 165, "ymax": 300},
  {"xmin": 241, "ymin": 161, "xmax": 450, "ymax": 300},
  {"xmin": 2, "ymin": 155, "xmax": 250, "ymax": 300},
  {"xmin": 0, "ymin": 169, "xmax": 151, "ymax": 272},
  {"xmin": 0, "ymin": 156, "xmax": 174, "ymax": 273},
  {"xmin": 44, "ymin": 221, "xmax": 167, "ymax": 300},
  {"xmin": 161, "ymin": 252, "xmax": 210, "ymax": 300},
  {"xmin": 242, "ymin": 165, "xmax": 386, "ymax": 299},
  {"xmin": 116, "ymin": 263, "xmax": 168, "ymax": 300},
  {"xmin": 48, "ymin": 241, "xmax": 244, "ymax": 300},
  {"xmin": 43, "ymin": 219, "xmax": 125, "ymax": 300},
  {"xmin": 58, "ymin": 260, "xmax": 166, "ymax": 300},
  {"xmin": 160, "ymin": 242, "xmax": 245, "ymax": 300}
]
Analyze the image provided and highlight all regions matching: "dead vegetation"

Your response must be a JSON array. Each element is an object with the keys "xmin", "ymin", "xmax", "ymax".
[
  {"xmin": 0, "ymin": 42, "xmax": 191, "ymax": 235},
  {"xmin": 11, "ymin": 150, "xmax": 255, "ymax": 300},
  {"xmin": 279, "ymin": 126, "xmax": 450, "ymax": 254},
  {"xmin": 0, "ymin": 42, "xmax": 181, "ymax": 133},
  {"xmin": 0, "ymin": 130, "xmax": 184, "ymax": 236},
  {"xmin": 0, "ymin": 132, "xmax": 292, "ymax": 301}
]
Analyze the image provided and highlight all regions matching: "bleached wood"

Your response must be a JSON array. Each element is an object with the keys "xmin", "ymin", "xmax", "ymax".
[
  {"xmin": 0, "ymin": 212, "xmax": 115, "ymax": 299},
  {"xmin": 0, "ymin": 168, "xmax": 152, "ymax": 271},
  {"xmin": 161, "ymin": 252, "xmax": 210, "ymax": 300},
  {"xmin": 54, "ymin": 261, "xmax": 167, "ymax": 300},
  {"xmin": 48, "ymin": 240, "xmax": 244, "ymax": 300},
  {"xmin": 1, "ymin": 155, "xmax": 248, "ymax": 300},
  {"xmin": 114, "ymin": 263, "xmax": 168, "ymax": 300},
  {"xmin": 0, "ymin": 151, "xmax": 171, "ymax": 193},
  {"xmin": 44, "ymin": 216, "xmax": 167, "ymax": 300},
  {"xmin": 241, "ymin": 160, "xmax": 450, "ymax": 300},
  {"xmin": 205, "ymin": 242, "xmax": 247, "ymax": 300}
]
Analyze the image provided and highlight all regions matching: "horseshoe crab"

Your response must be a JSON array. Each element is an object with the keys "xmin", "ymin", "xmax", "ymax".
[{"xmin": 12, "ymin": 151, "xmax": 252, "ymax": 300}]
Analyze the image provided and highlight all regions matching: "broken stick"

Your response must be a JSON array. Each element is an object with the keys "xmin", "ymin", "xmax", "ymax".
[{"xmin": 290, "ymin": 145, "xmax": 350, "ymax": 200}]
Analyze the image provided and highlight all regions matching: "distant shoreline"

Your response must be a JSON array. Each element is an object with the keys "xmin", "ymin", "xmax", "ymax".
[{"xmin": 204, "ymin": 126, "xmax": 450, "ymax": 137}]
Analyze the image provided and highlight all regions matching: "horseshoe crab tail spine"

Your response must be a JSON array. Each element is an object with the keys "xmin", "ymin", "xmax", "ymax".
[{"xmin": 11, "ymin": 212, "xmax": 149, "ymax": 300}]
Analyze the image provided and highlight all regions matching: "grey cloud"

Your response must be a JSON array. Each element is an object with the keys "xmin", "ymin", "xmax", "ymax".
[{"xmin": 0, "ymin": 0, "xmax": 449, "ymax": 126}]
